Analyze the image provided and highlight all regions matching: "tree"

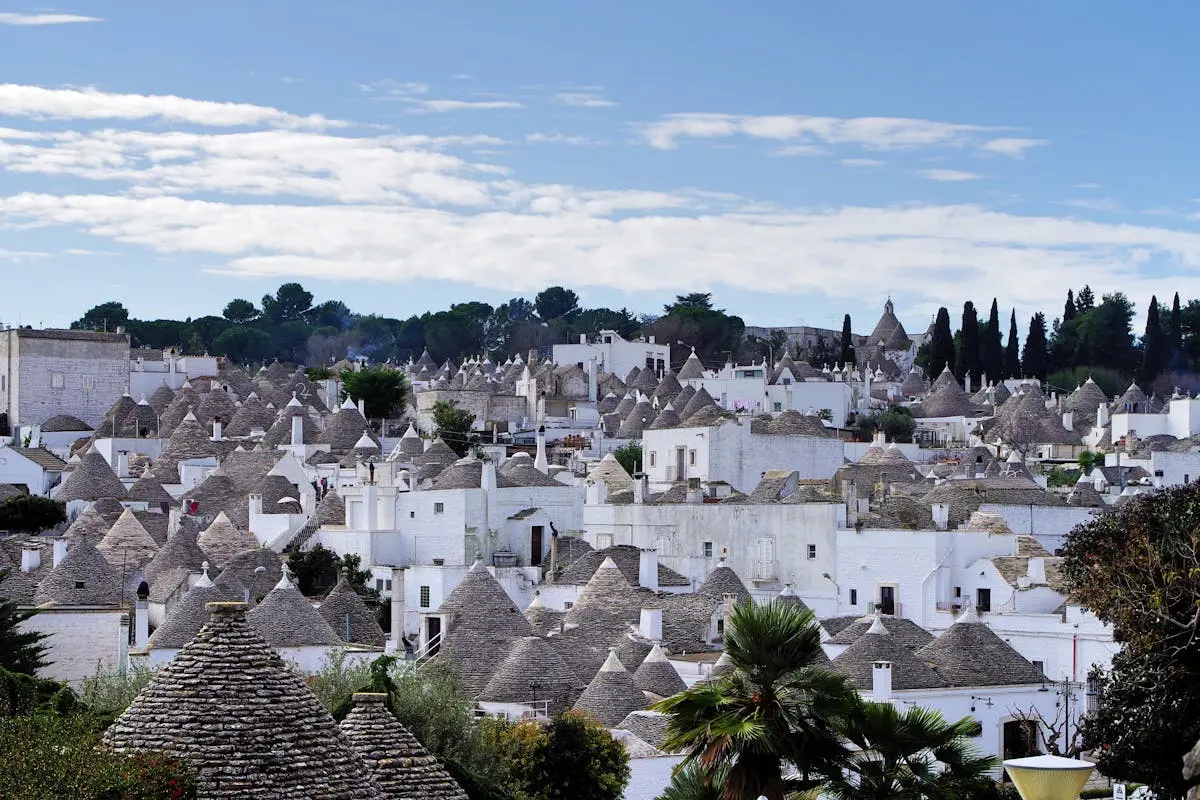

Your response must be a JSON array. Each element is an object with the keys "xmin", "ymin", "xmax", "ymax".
[
  {"xmin": 569, "ymin": 308, "xmax": 639, "ymax": 340},
  {"xmin": 221, "ymin": 298, "xmax": 259, "ymax": 324},
  {"xmin": 665, "ymin": 293, "xmax": 715, "ymax": 314},
  {"xmin": 853, "ymin": 406, "xmax": 915, "ymax": 444},
  {"xmin": 1075, "ymin": 292, "xmax": 1136, "ymax": 374},
  {"xmin": 981, "ymin": 299, "xmax": 1003, "ymax": 383},
  {"xmin": 261, "ymin": 282, "xmax": 314, "ymax": 324},
  {"xmin": 182, "ymin": 315, "xmax": 231, "ymax": 355},
  {"xmin": 504, "ymin": 712, "xmax": 629, "ymax": 800},
  {"xmin": 655, "ymin": 602, "xmax": 853, "ymax": 800},
  {"xmin": 70, "ymin": 301, "xmax": 129, "ymax": 332},
  {"xmin": 0, "ymin": 569, "xmax": 48, "ymax": 674},
  {"xmin": 1003, "ymin": 310, "xmax": 1020, "ymax": 379},
  {"xmin": 839, "ymin": 315, "xmax": 855, "ymax": 366},
  {"xmin": 340, "ymin": 366, "xmax": 409, "ymax": 421},
  {"xmin": 307, "ymin": 300, "xmax": 353, "ymax": 331},
  {"xmin": 1063, "ymin": 290, "xmax": 1076, "ymax": 322},
  {"xmin": 825, "ymin": 698, "xmax": 995, "ymax": 800},
  {"xmin": 1022, "ymin": 313, "xmax": 1048, "ymax": 380},
  {"xmin": 0, "ymin": 496, "xmax": 65, "ymax": 534},
  {"xmin": 1139, "ymin": 295, "xmax": 1167, "ymax": 387},
  {"xmin": 1059, "ymin": 484, "xmax": 1200, "ymax": 798},
  {"xmin": 954, "ymin": 302, "xmax": 980, "ymax": 387},
  {"xmin": 433, "ymin": 400, "xmax": 477, "ymax": 457},
  {"xmin": 1076, "ymin": 285, "xmax": 1095, "ymax": 314},
  {"xmin": 212, "ymin": 326, "xmax": 273, "ymax": 364},
  {"xmin": 928, "ymin": 308, "xmax": 955, "ymax": 377},
  {"xmin": 288, "ymin": 544, "xmax": 341, "ymax": 596},
  {"xmin": 1169, "ymin": 292, "xmax": 1183, "ymax": 356},
  {"xmin": 658, "ymin": 762, "xmax": 725, "ymax": 800},
  {"xmin": 650, "ymin": 295, "xmax": 745, "ymax": 369},
  {"xmin": 611, "ymin": 441, "xmax": 642, "ymax": 477},
  {"xmin": 534, "ymin": 287, "xmax": 581, "ymax": 323}
]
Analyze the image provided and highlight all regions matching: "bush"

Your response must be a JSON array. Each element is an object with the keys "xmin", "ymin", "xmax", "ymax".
[
  {"xmin": 0, "ymin": 713, "xmax": 195, "ymax": 799},
  {"xmin": 80, "ymin": 665, "xmax": 156, "ymax": 719},
  {"xmin": 504, "ymin": 712, "xmax": 629, "ymax": 800},
  {"xmin": 304, "ymin": 649, "xmax": 373, "ymax": 715},
  {"xmin": 0, "ymin": 495, "xmax": 67, "ymax": 533},
  {"xmin": 611, "ymin": 441, "xmax": 642, "ymax": 477},
  {"xmin": 0, "ymin": 666, "xmax": 78, "ymax": 718}
]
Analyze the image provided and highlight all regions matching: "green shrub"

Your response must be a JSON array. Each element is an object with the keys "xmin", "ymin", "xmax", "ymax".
[
  {"xmin": 0, "ymin": 665, "xmax": 78, "ymax": 718},
  {"xmin": 80, "ymin": 665, "xmax": 156, "ymax": 718},
  {"xmin": 303, "ymin": 649, "xmax": 373, "ymax": 715}
]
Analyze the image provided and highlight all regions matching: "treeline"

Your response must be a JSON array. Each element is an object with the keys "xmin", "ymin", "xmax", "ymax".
[{"xmin": 72, "ymin": 283, "xmax": 1200, "ymax": 395}]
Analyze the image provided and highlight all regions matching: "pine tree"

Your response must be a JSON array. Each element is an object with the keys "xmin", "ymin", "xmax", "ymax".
[
  {"xmin": 955, "ymin": 301, "xmax": 980, "ymax": 387},
  {"xmin": 0, "ymin": 569, "xmax": 48, "ymax": 674},
  {"xmin": 928, "ymin": 307, "xmax": 955, "ymax": 376},
  {"xmin": 1064, "ymin": 290, "xmax": 1077, "ymax": 322},
  {"xmin": 1004, "ymin": 310, "xmax": 1021, "ymax": 378},
  {"xmin": 839, "ymin": 314, "xmax": 855, "ymax": 366},
  {"xmin": 1140, "ymin": 296, "xmax": 1166, "ymax": 387},
  {"xmin": 1076, "ymin": 285, "xmax": 1096, "ymax": 314},
  {"xmin": 1022, "ymin": 312, "xmax": 1048, "ymax": 380},
  {"xmin": 982, "ymin": 298, "xmax": 1003, "ymax": 382}
]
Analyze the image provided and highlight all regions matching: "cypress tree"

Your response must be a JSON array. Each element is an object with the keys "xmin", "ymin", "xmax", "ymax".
[
  {"xmin": 1022, "ymin": 312, "xmax": 1048, "ymax": 380},
  {"xmin": 1140, "ymin": 296, "xmax": 1166, "ymax": 387},
  {"xmin": 839, "ymin": 314, "xmax": 855, "ymax": 366},
  {"xmin": 0, "ymin": 569, "xmax": 48, "ymax": 674},
  {"xmin": 1004, "ymin": 310, "xmax": 1021, "ymax": 378},
  {"xmin": 955, "ymin": 301, "xmax": 980, "ymax": 387},
  {"xmin": 982, "ymin": 298, "xmax": 1003, "ymax": 382},
  {"xmin": 1064, "ymin": 290, "xmax": 1076, "ymax": 322},
  {"xmin": 1170, "ymin": 292, "xmax": 1183, "ymax": 353},
  {"xmin": 928, "ymin": 307, "xmax": 955, "ymax": 376}
]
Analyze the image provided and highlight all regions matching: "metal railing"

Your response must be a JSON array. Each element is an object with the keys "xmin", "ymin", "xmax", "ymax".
[{"xmin": 412, "ymin": 631, "xmax": 443, "ymax": 666}]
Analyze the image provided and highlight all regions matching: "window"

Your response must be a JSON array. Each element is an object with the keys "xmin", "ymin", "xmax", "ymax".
[
  {"xmin": 1032, "ymin": 660, "xmax": 1045, "ymax": 676},
  {"xmin": 375, "ymin": 579, "xmax": 385, "ymax": 592},
  {"xmin": 688, "ymin": 449, "xmax": 696, "ymax": 466},
  {"xmin": 563, "ymin": 601, "xmax": 574, "ymax": 610},
  {"xmin": 2, "ymin": 375, "xmax": 6, "ymax": 391},
  {"xmin": 649, "ymin": 452, "xmax": 656, "ymax": 468},
  {"xmin": 976, "ymin": 588, "xmax": 992, "ymax": 612},
  {"xmin": 716, "ymin": 618, "xmax": 724, "ymax": 635},
  {"xmin": 81, "ymin": 375, "xmax": 94, "ymax": 390},
  {"xmin": 755, "ymin": 538, "xmax": 775, "ymax": 580},
  {"xmin": 702, "ymin": 541, "xmax": 713, "ymax": 558},
  {"xmin": 1187, "ymin": 474, "xmax": 1191, "ymax": 484},
  {"xmin": 849, "ymin": 589, "xmax": 858, "ymax": 606},
  {"xmin": 807, "ymin": 544, "xmax": 817, "ymax": 560},
  {"xmin": 773, "ymin": 402, "xmax": 782, "ymax": 412},
  {"xmin": 434, "ymin": 502, "xmax": 444, "ymax": 514},
  {"xmin": 74, "ymin": 580, "xmax": 85, "ymax": 590},
  {"xmin": 954, "ymin": 586, "xmax": 962, "ymax": 598},
  {"xmin": 409, "ymin": 511, "xmax": 415, "ymax": 518},
  {"xmin": 596, "ymin": 533, "xmax": 614, "ymax": 550},
  {"xmin": 419, "ymin": 586, "xmax": 431, "ymax": 608},
  {"xmin": 50, "ymin": 372, "xmax": 64, "ymax": 390}
]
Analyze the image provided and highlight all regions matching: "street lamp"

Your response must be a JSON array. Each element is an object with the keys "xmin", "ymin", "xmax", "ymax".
[{"xmin": 1002, "ymin": 754, "xmax": 1095, "ymax": 800}]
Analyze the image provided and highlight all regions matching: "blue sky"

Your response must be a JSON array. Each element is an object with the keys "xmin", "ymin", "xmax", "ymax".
[{"xmin": 1, "ymin": 2, "xmax": 1199, "ymax": 334}]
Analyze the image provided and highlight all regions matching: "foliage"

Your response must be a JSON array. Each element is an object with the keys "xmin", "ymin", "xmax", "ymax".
[
  {"xmin": 0, "ymin": 712, "xmax": 196, "ymax": 800},
  {"xmin": 955, "ymin": 301, "xmax": 980, "ymax": 386},
  {"xmin": 1050, "ymin": 289, "xmax": 1136, "ymax": 376},
  {"xmin": 212, "ymin": 326, "xmax": 273, "ymax": 364},
  {"xmin": 657, "ymin": 762, "xmax": 726, "ymax": 800},
  {"xmin": 1045, "ymin": 366, "xmax": 1127, "ymax": 399},
  {"xmin": 981, "ymin": 299, "xmax": 1004, "ymax": 383},
  {"xmin": 221, "ymin": 298, "xmax": 258, "ymax": 324},
  {"xmin": 0, "ymin": 665, "xmax": 78, "ymax": 718},
  {"xmin": 340, "ymin": 365, "xmax": 409, "ymax": 420},
  {"xmin": 288, "ymin": 544, "xmax": 341, "ymax": 596},
  {"xmin": 1139, "ymin": 295, "xmax": 1167, "ymax": 387},
  {"xmin": 305, "ymin": 366, "xmax": 334, "ymax": 380},
  {"xmin": 927, "ymin": 307, "xmax": 955, "ymax": 377},
  {"xmin": 839, "ymin": 315, "xmax": 855, "ymax": 366},
  {"xmin": 0, "ymin": 568, "xmax": 49, "ymax": 674},
  {"xmin": 1059, "ymin": 484, "xmax": 1200, "ymax": 797},
  {"xmin": 1044, "ymin": 466, "xmax": 1080, "ymax": 488},
  {"xmin": 261, "ymin": 282, "xmax": 314, "ymax": 324},
  {"xmin": 649, "ymin": 294, "xmax": 745, "ymax": 369},
  {"xmin": 535, "ymin": 286, "xmax": 581, "ymax": 322},
  {"xmin": 1021, "ymin": 312, "xmax": 1048, "ymax": 380},
  {"xmin": 80, "ymin": 665, "xmax": 156, "ymax": 719},
  {"xmin": 1004, "ymin": 310, "xmax": 1021, "ymax": 379},
  {"xmin": 1078, "ymin": 450, "xmax": 1100, "ymax": 473},
  {"xmin": 433, "ymin": 400, "xmax": 477, "ymax": 457},
  {"xmin": 824, "ymin": 697, "xmax": 995, "ymax": 800},
  {"xmin": 71, "ymin": 301, "xmax": 130, "ymax": 332},
  {"xmin": 501, "ymin": 712, "xmax": 629, "ymax": 800},
  {"xmin": 612, "ymin": 441, "xmax": 642, "ymax": 477},
  {"xmin": 306, "ymin": 648, "xmax": 374, "ymax": 715},
  {"xmin": 0, "ymin": 495, "xmax": 66, "ymax": 533},
  {"xmin": 655, "ymin": 602, "xmax": 853, "ymax": 800},
  {"xmin": 854, "ymin": 405, "xmax": 915, "ymax": 443}
]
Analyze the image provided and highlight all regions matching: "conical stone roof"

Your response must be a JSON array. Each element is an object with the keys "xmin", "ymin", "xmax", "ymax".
[
  {"xmin": 40, "ymin": 413, "xmax": 92, "ymax": 432},
  {"xmin": 613, "ymin": 392, "xmax": 636, "ymax": 418},
  {"xmin": 596, "ymin": 392, "xmax": 620, "ymax": 415},
  {"xmin": 646, "ymin": 402, "xmax": 682, "ymax": 431},
  {"xmin": 679, "ymin": 387, "xmax": 717, "ymax": 421},
  {"xmin": 147, "ymin": 568, "xmax": 243, "ymax": 648},
  {"xmin": 914, "ymin": 616, "xmax": 1047, "ymax": 686},
  {"xmin": 586, "ymin": 453, "xmax": 634, "ymax": 494},
  {"xmin": 339, "ymin": 693, "xmax": 466, "ymax": 800},
  {"xmin": 197, "ymin": 511, "xmax": 259, "ymax": 569},
  {"xmin": 617, "ymin": 398, "xmax": 656, "ymax": 439},
  {"xmin": 319, "ymin": 575, "xmax": 385, "ymax": 647},
  {"xmin": 676, "ymin": 349, "xmax": 705, "ymax": 381},
  {"xmin": 396, "ymin": 424, "xmax": 424, "ymax": 458},
  {"xmin": 98, "ymin": 393, "xmax": 138, "ymax": 437},
  {"xmin": 159, "ymin": 385, "xmax": 202, "ymax": 436},
  {"xmin": 261, "ymin": 403, "xmax": 321, "ymax": 448},
  {"xmin": 478, "ymin": 635, "xmax": 582, "ymax": 715},
  {"xmin": 127, "ymin": 474, "xmax": 179, "ymax": 508},
  {"xmin": 572, "ymin": 649, "xmax": 648, "ymax": 727},
  {"xmin": 522, "ymin": 591, "xmax": 565, "ymax": 636},
  {"xmin": 831, "ymin": 618, "xmax": 945, "ymax": 690},
  {"xmin": 315, "ymin": 489, "xmax": 346, "ymax": 526},
  {"xmin": 1066, "ymin": 378, "xmax": 1110, "ymax": 424},
  {"xmin": 107, "ymin": 602, "xmax": 382, "ymax": 798},
  {"xmin": 96, "ymin": 508, "xmax": 160, "ymax": 571},
  {"xmin": 148, "ymin": 383, "xmax": 177, "ymax": 415},
  {"xmin": 144, "ymin": 520, "xmax": 209, "ymax": 591},
  {"xmin": 632, "ymin": 643, "xmax": 686, "ymax": 698},
  {"xmin": 33, "ymin": 537, "xmax": 121, "ymax": 606},
  {"xmin": 225, "ymin": 393, "xmax": 276, "ymax": 437},
  {"xmin": 57, "ymin": 449, "xmax": 127, "ymax": 502},
  {"xmin": 652, "ymin": 371, "xmax": 682, "ymax": 404},
  {"xmin": 698, "ymin": 562, "xmax": 750, "ymax": 604},
  {"xmin": 247, "ymin": 572, "xmax": 341, "ymax": 647},
  {"xmin": 150, "ymin": 411, "xmax": 218, "ymax": 483},
  {"xmin": 117, "ymin": 399, "xmax": 159, "ymax": 438},
  {"xmin": 868, "ymin": 299, "xmax": 911, "ymax": 351},
  {"xmin": 322, "ymin": 401, "xmax": 379, "ymax": 453},
  {"xmin": 64, "ymin": 505, "xmax": 113, "ymax": 543}
]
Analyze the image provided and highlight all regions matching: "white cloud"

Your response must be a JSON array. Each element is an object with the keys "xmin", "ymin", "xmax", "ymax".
[
  {"xmin": 840, "ymin": 158, "xmax": 884, "ymax": 167},
  {"xmin": 0, "ymin": 84, "xmax": 341, "ymax": 128},
  {"xmin": 1076, "ymin": 182, "xmax": 1102, "ymax": 189},
  {"xmin": 553, "ymin": 92, "xmax": 616, "ymax": 108},
  {"xmin": 914, "ymin": 169, "xmax": 982, "ymax": 182},
  {"xmin": 357, "ymin": 80, "xmax": 523, "ymax": 113},
  {"xmin": 774, "ymin": 145, "xmax": 825, "ymax": 157},
  {"xmin": 408, "ymin": 98, "xmax": 524, "ymax": 113},
  {"xmin": 980, "ymin": 137, "xmax": 1048, "ymax": 157},
  {"xmin": 526, "ymin": 132, "xmax": 594, "ymax": 146},
  {"xmin": 640, "ymin": 112, "xmax": 1003, "ymax": 152},
  {"xmin": 1062, "ymin": 197, "xmax": 1121, "ymax": 212},
  {"xmin": 0, "ymin": 12, "xmax": 101, "ymax": 25}
]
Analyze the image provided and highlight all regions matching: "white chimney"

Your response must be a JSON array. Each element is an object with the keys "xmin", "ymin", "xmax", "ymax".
[
  {"xmin": 633, "ymin": 474, "xmax": 648, "ymax": 504},
  {"xmin": 357, "ymin": 398, "xmax": 366, "ymax": 417},
  {"xmin": 481, "ymin": 462, "xmax": 497, "ymax": 492},
  {"xmin": 1062, "ymin": 411, "xmax": 1073, "ymax": 432},
  {"xmin": 115, "ymin": 451, "xmax": 130, "ymax": 479},
  {"xmin": 872, "ymin": 660, "xmax": 893, "ymax": 701},
  {"xmin": 579, "ymin": 333, "xmax": 587, "ymax": 344},
  {"xmin": 390, "ymin": 567, "xmax": 406, "ymax": 653},
  {"xmin": 931, "ymin": 503, "xmax": 950, "ymax": 531},
  {"xmin": 587, "ymin": 357, "xmax": 598, "ymax": 403},
  {"xmin": 134, "ymin": 596, "xmax": 149, "ymax": 649},
  {"xmin": 212, "ymin": 418, "xmax": 223, "ymax": 441},
  {"xmin": 639, "ymin": 549, "xmax": 659, "ymax": 590},
  {"xmin": 52, "ymin": 538, "xmax": 67, "ymax": 568},
  {"xmin": 1097, "ymin": 403, "xmax": 1110, "ymax": 427},
  {"xmin": 639, "ymin": 608, "xmax": 663, "ymax": 642},
  {"xmin": 534, "ymin": 426, "xmax": 548, "ymax": 474},
  {"xmin": 20, "ymin": 546, "xmax": 40, "ymax": 573},
  {"xmin": 290, "ymin": 414, "xmax": 304, "ymax": 446},
  {"xmin": 1027, "ymin": 557, "xmax": 1046, "ymax": 584}
]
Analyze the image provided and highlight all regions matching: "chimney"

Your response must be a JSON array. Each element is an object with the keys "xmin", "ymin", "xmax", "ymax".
[
  {"xmin": 549, "ymin": 529, "xmax": 559, "ymax": 579},
  {"xmin": 357, "ymin": 398, "xmax": 366, "ymax": 417},
  {"xmin": 534, "ymin": 426, "xmax": 548, "ymax": 474},
  {"xmin": 168, "ymin": 507, "xmax": 181, "ymax": 536},
  {"xmin": 931, "ymin": 503, "xmax": 950, "ymax": 531},
  {"xmin": 964, "ymin": 372, "xmax": 972, "ymax": 394},
  {"xmin": 639, "ymin": 549, "xmax": 659, "ymax": 590},
  {"xmin": 872, "ymin": 660, "xmax": 893, "ymax": 701},
  {"xmin": 1062, "ymin": 411, "xmax": 1073, "ymax": 432},
  {"xmin": 212, "ymin": 418, "xmax": 223, "ymax": 441},
  {"xmin": 579, "ymin": 333, "xmax": 587, "ymax": 344},
  {"xmin": 685, "ymin": 478, "xmax": 703, "ymax": 504},
  {"xmin": 390, "ymin": 568, "xmax": 406, "ymax": 653},
  {"xmin": 118, "ymin": 614, "xmax": 130, "ymax": 673},
  {"xmin": 1097, "ymin": 402, "xmax": 1110, "ymax": 428},
  {"xmin": 481, "ymin": 462, "xmax": 497, "ymax": 492},
  {"xmin": 135, "ymin": 594, "xmax": 149, "ymax": 649},
  {"xmin": 20, "ymin": 546, "xmax": 40, "ymax": 573},
  {"xmin": 639, "ymin": 608, "xmax": 663, "ymax": 642},
  {"xmin": 290, "ymin": 413, "xmax": 304, "ymax": 446},
  {"xmin": 116, "ymin": 451, "xmax": 130, "ymax": 479},
  {"xmin": 633, "ymin": 474, "xmax": 649, "ymax": 504},
  {"xmin": 52, "ymin": 538, "xmax": 67, "ymax": 568},
  {"xmin": 587, "ymin": 357, "xmax": 598, "ymax": 403},
  {"xmin": 1027, "ymin": 557, "xmax": 1046, "ymax": 584},
  {"xmin": 585, "ymin": 479, "xmax": 609, "ymax": 505}
]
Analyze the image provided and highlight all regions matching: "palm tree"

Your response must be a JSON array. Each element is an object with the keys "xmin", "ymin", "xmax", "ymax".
[
  {"xmin": 654, "ymin": 601, "xmax": 853, "ymax": 800},
  {"xmin": 825, "ymin": 698, "xmax": 997, "ymax": 800}
]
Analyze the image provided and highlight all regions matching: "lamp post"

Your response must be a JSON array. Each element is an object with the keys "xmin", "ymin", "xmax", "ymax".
[{"xmin": 1002, "ymin": 754, "xmax": 1095, "ymax": 800}]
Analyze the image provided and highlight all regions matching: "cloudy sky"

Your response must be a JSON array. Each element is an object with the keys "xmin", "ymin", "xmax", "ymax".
[{"xmin": 1, "ymin": 2, "xmax": 1199, "ymax": 332}]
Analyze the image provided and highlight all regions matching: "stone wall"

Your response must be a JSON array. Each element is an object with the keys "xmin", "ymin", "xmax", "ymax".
[
  {"xmin": 22, "ymin": 607, "xmax": 127, "ymax": 685},
  {"xmin": 6, "ymin": 331, "xmax": 131, "ymax": 427}
]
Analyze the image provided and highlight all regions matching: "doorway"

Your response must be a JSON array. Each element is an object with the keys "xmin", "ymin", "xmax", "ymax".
[
  {"xmin": 879, "ymin": 586, "xmax": 896, "ymax": 616},
  {"xmin": 425, "ymin": 616, "xmax": 442, "ymax": 656},
  {"xmin": 530, "ymin": 526, "xmax": 544, "ymax": 567}
]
